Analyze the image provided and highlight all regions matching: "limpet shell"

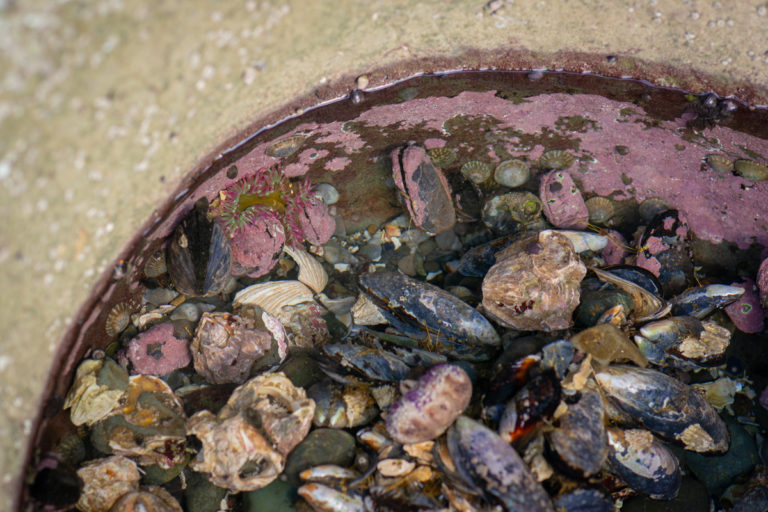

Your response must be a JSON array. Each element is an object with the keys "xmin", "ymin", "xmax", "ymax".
[
  {"xmin": 638, "ymin": 197, "xmax": 670, "ymax": 223},
  {"xmin": 734, "ymin": 159, "xmax": 768, "ymax": 181},
  {"xmin": 494, "ymin": 159, "xmax": 530, "ymax": 188},
  {"xmin": 427, "ymin": 146, "xmax": 457, "ymax": 168},
  {"xmin": 233, "ymin": 280, "xmax": 316, "ymax": 317},
  {"xmin": 460, "ymin": 160, "xmax": 493, "ymax": 184},
  {"xmin": 585, "ymin": 196, "xmax": 615, "ymax": 225},
  {"xmin": 105, "ymin": 301, "xmax": 134, "ymax": 337},
  {"xmin": 539, "ymin": 150, "xmax": 576, "ymax": 169},
  {"xmin": 705, "ymin": 154, "xmax": 734, "ymax": 174},
  {"xmin": 144, "ymin": 250, "xmax": 167, "ymax": 278},
  {"xmin": 265, "ymin": 134, "xmax": 307, "ymax": 158}
]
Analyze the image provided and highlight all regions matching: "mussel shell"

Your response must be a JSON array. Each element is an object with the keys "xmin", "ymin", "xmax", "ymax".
[
  {"xmin": 546, "ymin": 390, "xmax": 607, "ymax": 477},
  {"xmin": 456, "ymin": 231, "xmax": 535, "ymax": 277},
  {"xmin": 605, "ymin": 427, "xmax": 681, "ymax": 500},
  {"xmin": 166, "ymin": 198, "xmax": 232, "ymax": 297},
  {"xmin": 447, "ymin": 416, "xmax": 554, "ymax": 512},
  {"xmin": 639, "ymin": 315, "xmax": 703, "ymax": 349},
  {"xmin": 601, "ymin": 265, "xmax": 663, "ymax": 298},
  {"xmin": 358, "ymin": 271, "xmax": 500, "ymax": 347},
  {"xmin": 553, "ymin": 489, "xmax": 612, "ymax": 512},
  {"xmin": 595, "ymin": 365, "xmax": 729, "ymax": 453},
  {"xmin": 499, "ymin": 370, "xmax": 561, "ymax": 446},
  {"xmin": 589, "ymin": 267, "xmax": 667, "ymax": 321},
  {"xmin": 320, "ymin": 343, "xmax": 410, "ymax": 383},
  {"xmin": 669, "ymin": 284, "xmax": 745, "ymax": 318}
]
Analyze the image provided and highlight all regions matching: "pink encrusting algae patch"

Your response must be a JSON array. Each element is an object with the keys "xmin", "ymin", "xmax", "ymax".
[
  {"xmin": 203, "ymin": 90, "xmax": 768, "ymax": 249},
  {"xmin": 324, "ymin": 156, "xmax": 351, "ymax": 172}
]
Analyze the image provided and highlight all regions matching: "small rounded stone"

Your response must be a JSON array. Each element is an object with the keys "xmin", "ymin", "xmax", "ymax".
[
  {"xmin": 494, "ymin": 159, "xmax": 530, "ymax": 188},
  {"xmin": 386, "ymin": 364, "xmax": 472, "ymax": 444},
  {"xmin": 315, "ymin": 183, "xmax": 339, "ymax": 205}
]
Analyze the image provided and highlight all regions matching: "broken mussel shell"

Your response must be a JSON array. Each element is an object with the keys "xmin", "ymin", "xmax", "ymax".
[
  {"xmin": 636, "ymin": 316, "xmax": 732, "ymax": 367},
  {"xmin": 357, "ymin": 271, "xmax": 500, "ymax": 349},
  {"xmin": 391, "ymin": 144, "xmax": 456, "ymax": 235},
  {"xmin": 166, "ymin": 198, "xmax": 232, "ymax": 297},
  {"xmin": 589, "ymin": 266, "xmax": 667, "ymax": 321},
  {"xmin": 595, "ymin": 365, "xmax": 729, "ymax": 453}
]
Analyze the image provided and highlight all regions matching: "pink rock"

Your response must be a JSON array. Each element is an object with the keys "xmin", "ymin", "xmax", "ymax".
[
  {"xmin": 297, "ymin": 196, "xmax": 335, "ymax": 245},
  {"xmin": 125, "ymin": 323, "xmax": 191, "ymax": 375},
  {"xmin": 724, "ymin": 279, "xmax": 765, "ymax": 333},
  {"xmin": 539, "ymin": 170, "xmax": 589, "ymax": 230},
  {"xmin": 229, "ymin": 213, "xmax": 285, "ymax": 278},
  {"xmin": 758, "ymin": 258, "xmax": 768, "ymax": 311},
  {"xmin": 600, "ymin": 230, "xmax": 630, "ymax": 266}
]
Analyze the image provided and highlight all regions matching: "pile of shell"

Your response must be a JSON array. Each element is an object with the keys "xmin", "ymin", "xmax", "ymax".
[{"xmin": 30, "ymin": 142, "xmax": 768, "ymax": 512}]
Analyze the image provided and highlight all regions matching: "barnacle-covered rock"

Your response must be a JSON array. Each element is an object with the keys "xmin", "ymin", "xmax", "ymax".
[
  {"xmin": 108, "ymin": 487, "xmax": 182, "ymax": 512},
  {"xmin": 605, "ymin": 427, "xmax": 681, "ymax": 500},
  {"xmin": 539, "ymin": 170, "xmax": 589, "ymax": 229},
  {"xmin": 595, "ymin": 365, "xmax": 729, "ymax": 453},
  {"xmin": 447, "ymin": 416, "xmax": 554, "ymax": 512},
  {"xmin": 482, "ymin": 230, "xmax": 586, "ymax": 331},
  {"xmin": 547, "ymin": 390, "xmax": 607, "ymax": 477},
  {"xmin": 186, "ymin": 372, "xmax": 315, "ymax": 491},
  {"xmin": 64, "ymin": 358, "xmax": 129, "ymax": 427},
  {"xmin": 191, "ymin": 312, "xmax": 274, "ymax": 384},
  {"xmin": 391, "ymin": 144, "xmax": 456, "ymax": 235},
  {"xmin": 124, "ymin": 322, "xmax": 191, "ymax": 376},
  {"xmin": 90, "ymin": 375, "xmax": 187, "ymax": 468},
  {"xmin": 386, "ymin": 364, "xmax": 472, "ymax": 444},
  {"xmin": 76, "ymin": 456, "xmax": 140, "ymax": 512}
]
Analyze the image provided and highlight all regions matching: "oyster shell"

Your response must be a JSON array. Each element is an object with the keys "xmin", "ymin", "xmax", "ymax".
[
  {"xmin": 76, "ymin": 456, "xmax": 140, "ymax": 512},
  {"xmin": 482, "ymin": 230, "xmax": 586, "ymax": 331},
  {"xmin": 64, "ymin": 358, "xmax": 129, "ymax": 427},
  {"xmin": 186, "ymin": 372, "xmax": 315, "ymax": 491}
]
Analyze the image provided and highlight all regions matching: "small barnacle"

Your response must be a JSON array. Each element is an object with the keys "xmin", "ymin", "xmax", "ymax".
[
  {"xmin": 539, "ymin": 150, "xmax": 576, "ymax": 170},
  {"xmin": 705, "ymin": 154, "xmax": 734, "ymax": 174},
  {"xmin": 460, "ymin": 160, "xmax": 493, "ymax": 184},
  {"xmin": 265, "ymin": 133, "xmax": 308, "ymax": 158},
  {"xmin": 427, "ymin": 146, "xmax": 457, "ymax": 168},
  {"xmin": 105, "ymin": 300, "xmax": 135, "ymax": 338}
]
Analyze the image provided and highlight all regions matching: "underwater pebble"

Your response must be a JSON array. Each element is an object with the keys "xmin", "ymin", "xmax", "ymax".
[
  {"xmin": 124, "ymin": 322, "xmax": 191, "ymax": 376},
  {"xmin": 145, "ymin": 287, "xmax": 179, "ymax": 306},
  {"xmin": 724, "ymin": 278, "xmax": 765, "ymax": 333},
  {"xmin": 169, "ymin": 302, "xmax": 200, "ymax": 323},
  {"xmin": 434, "ymin": 229, "xmax": 460, "ymax": 251},
  {"xmin": 386, "ymin": 363, "xmax": 472, "ymax": 444},
  {"xmin": 315, "ymin": 183, "xmax": 339, "ymax": 205},
  {"xmin": 539, "ymin": 170, "xmax": 589, "ymax": 229},
  {"xmin": 283, "ymin": 428, "xmax": 356, "ymax": 486}
]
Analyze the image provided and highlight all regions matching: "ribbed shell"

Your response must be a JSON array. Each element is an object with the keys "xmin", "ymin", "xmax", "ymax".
[
  {"xmin": 283, "ymin": 245, "xmax": 328, "ymax": 294},
  {"xmin": 705, "ymin": 154, "xmax": 734, "ymax": 173},
  {"xmin": 539, "ymin": 150, "xmax": 575, "ymax": 169},
  {"xmin": 233, "ymin": 280, "xmax": 315, "ymax": 317}
]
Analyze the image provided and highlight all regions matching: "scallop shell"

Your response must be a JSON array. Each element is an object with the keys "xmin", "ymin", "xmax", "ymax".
[
  {"xmin": 265, "ymin": 134, "xmax": 307, "ymax": 158},
  {"xmin": 494, "ymin": 159, "xmax": 530, "ymax": 188},
  {"xmin": 233, "ymin": 280, "xmax": 315, "ymax": 317},
  {"xmin": 460, "ymin": 160, "xmax": 492, "ymax": 184},
  {"xmin": 144, "ymin": 250, "xmax": 167, "ymax": 278},
  {"xmin": 734, "ymin": 159, "xmax": 768, "ymax": 181},
  {"xmin": 105, "ymin": 301, "xmax": 134, "ymax": 337},
  {"xmin": 427, "ymin": 147, "xmax": 457, "ymax": 168},
  {"xmin": 539, "ymin": 150, "xmax": 575, "ymax": 170},
  {"xmin": 283, "ymin": 245, "xmax": 328, "ymax": 294},
  {"xmin": 585, "ymin": 196, "xmax": 615, "ymax": 225},
  {"xmin": 705, "ymin": 154, "xmax": 734, "ymax": 174}
]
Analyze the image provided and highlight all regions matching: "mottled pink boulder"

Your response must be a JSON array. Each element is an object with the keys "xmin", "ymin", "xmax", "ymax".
[
  {"xmin": 758, "ymin": 258, "xmax": 768, "ymax": 311},
  {"xmin": 125, "ymin": 323, "xmax": 191, "ymax": 375},
  {"xmin": 539, "ymin": 170, "xmax": 589, "ymax": 230},
  {"xmin": 229, "ymin": 214, "xmax": 285, "ymax": 278},
  {"xmin": 296, "ymin": 196, "xmax": 335, "ymax": 245},
  {"xmin": 391, "ymin": 144, "xmax": 456, "ymax": 235},
  {"xmin": 600, "ymin": 230, "xmax": 630, "ymax": 266},
  {"xmin": 724, "ymin": 279, "xmax": 765, "ymax": 333}
]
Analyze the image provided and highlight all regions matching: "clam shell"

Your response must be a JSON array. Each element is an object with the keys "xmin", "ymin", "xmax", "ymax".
[
  {"xmin": 539, "ymin": 149, "xmax": 575, "ymax": 169},
  {"xmin": 283, "ymin": 245, "xmax": 328, "ymax": 294},
  {"xmin": 233, "ymin": 280, "xmax": 315, "ymax": 317},
  {"xmin": 705, "ymin": 154, "xmax": 734, "ymax": 173}
]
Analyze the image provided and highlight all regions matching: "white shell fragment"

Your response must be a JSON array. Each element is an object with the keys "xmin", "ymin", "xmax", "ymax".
[
  {"xmin": 545, "ymin": 229, "xmax": 609, "ymax": 252},
  {"xmin": 284, "ymin": 245, "xmax": 328, "ymax": 294},
  {"xmin": 64, "ymin": 359, "xmax": 127, "ymax": 427},
  {"xmin": 234, "ymin": 280, "xmax": 316, "ymax": 317},
  {"xmin": 350, "ymin": 294, "xmax": 388, "ymax": 326}
]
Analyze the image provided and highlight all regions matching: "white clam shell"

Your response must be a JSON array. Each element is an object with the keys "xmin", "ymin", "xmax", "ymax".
[
  {"xmin": 284, "ymin": 245, "xmax": 328, "ymax": 294},
  {"xmin": 234, "ymin": 280, "xmax": 315, "ymax": 317}
]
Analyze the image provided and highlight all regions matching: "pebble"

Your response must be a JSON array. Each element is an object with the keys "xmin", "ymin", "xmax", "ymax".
[
  {"xmin": 243, "ymin": 479, "xmax": 298, "ymax": 512},
  {"xmin": 322, "ymin": 241, "xmax": 357, "ymax": 265},
  {"xmin": 283, "ymin": 428, "xmax": 356, "ymax": 486},
  {"xmin": 434, "ymin": 229, "xmax": 460, "ymax": 251},
  {"xmin": 315, "ymin": 183, "xmax": 339, "ymax": 205},
  {"xmin": 169, "ymin": 302, "xmax": 200, "ymax": 323},
  {"xmin": 358, "ymin": 240, "xmax": 382, "ymax": 262},
  {"xmin": 539, "ymin": 170, "xmax": 589, "ymax": 229},
  {"xmin": 621, "ymin": 476, "xmax": 710, "ymax": 512},
  {"xmin": 145, "ymin": 288, "xmax": 179, "ymax": 306}
]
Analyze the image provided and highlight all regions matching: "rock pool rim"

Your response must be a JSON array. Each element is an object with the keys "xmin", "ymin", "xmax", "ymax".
[{"xmin": 17, "ymin": 54, "xmax": 768, "ymax": 510}]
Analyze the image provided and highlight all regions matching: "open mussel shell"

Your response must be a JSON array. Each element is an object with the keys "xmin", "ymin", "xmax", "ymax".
[
  {"xmin": 589, "ymin": 266, "xmax": 667, "ymax": 321},
  {"xmin": 595, "ymin": 365, "xmax": 729, "ymax": 453},
  {"xmin": 358, "ymin": 271, "xmax": 500, "ymax": 347},
  {"xmin": 605, "ymin": 427, "xmax": 681, "ymax": 500},
  {"xmin": 447, "ymin": 416, "xmax": 555, "ymax": 512},
  {"xmin": 636, "ymin": 316, "xmax": 731, "ymax": 368},
  {"xmin": 166, "ymin": 198, "xmax": 232, "ymax": 297},
  {"xmin": 498, "ymin": 370, "xmax": 561, "ymax": 447}
]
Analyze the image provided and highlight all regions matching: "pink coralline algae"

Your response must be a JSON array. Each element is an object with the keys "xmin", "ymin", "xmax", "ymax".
[
  {"xmin": 758, "ymin": 258, "xmax": 768, "ymax": 311},
  {"xmin": 124, "ymin": 322, "xmax": 191, "ymax": 376},
  {"xmin": 600, "ymin": 230, "xmax": 630, "ymax": 266},
  {"xmin": 539, "ymin": 170, "xmax": 589, "ymax": 230},
  {"xmin": 724, "ymin": 279, "xmax": 765, "ymax": 333},
  {"xmin": 210, "ymin": 165, "xmax": 335, "ymax": 277}
]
